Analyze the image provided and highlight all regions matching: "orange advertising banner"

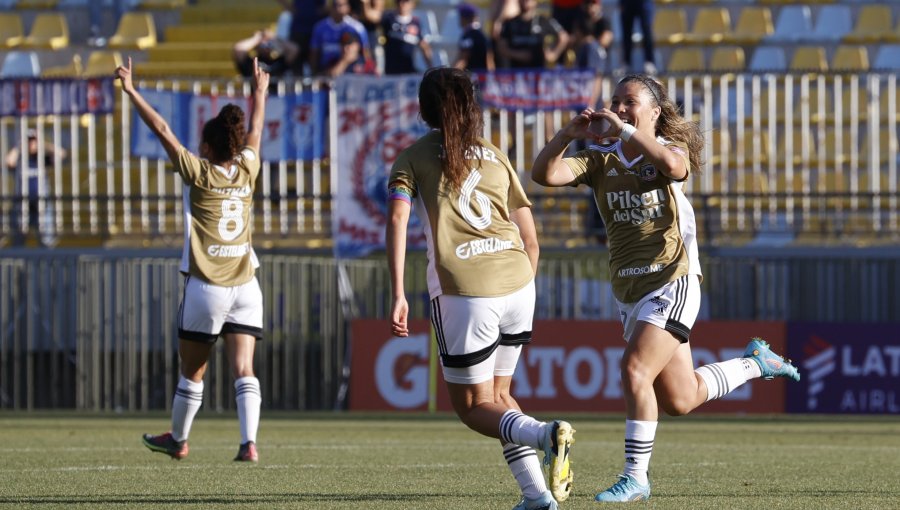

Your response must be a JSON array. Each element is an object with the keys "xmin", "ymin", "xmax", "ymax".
[{"xmin": 350, "ymin": 320, "xmax": 787, "ymax": 414}]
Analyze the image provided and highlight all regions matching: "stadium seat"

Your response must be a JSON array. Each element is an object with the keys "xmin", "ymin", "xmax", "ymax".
[
  {"xmin": 438, "ymin": 7, "xmax": 463, "ymax": 45},
  {"xmin": 0, "ymin": 13, "xmax": 24, "ymax": 49},
  {"xmin": 683, "ymin": 7, "xmax": 730, "ymax": 45},
  {"xmin": 804, "ymin": 5, "xmax": 852, "ymax": 43},
  {"xmin": 83, "ymin": 50, "xmax": 122, "ymax": 78},
  {"xmin": 108, "ymin": 12, "xmax": 158, "ymax": 50},
  {"xmin": 831, "ymin": 46, "xmax": 869, "ymax": 73},
  {"xmin": 748, "ymin": 46, "xmax": 786, "ymax": 72},
  {"xmin": 18, "ymin": 13, "xmax": 69, "ymax": 50},
  {"xmin": 789, "ymin": 46, "xmax": 828, "ymax": 73},
  {"xmin": 652, "ymin": 8, "xmax": 688, "ymax": 45},
  {"xmin": 873, "ymin": 44, "xmax": 900, "ymax": 70},
  {"xmin": 709, "ymin": 46, "xmax": 745, "ymax": 73},
  {"xmin": 767, "ymin": 5, "xmax": 812, "ymax": 43},
  {"xmin": 41, "ymin": 53, "xmax": 82, "ymax": 77},
  {"xmin": 843, "ymin": 5, "xmax": 894, "ymax": 44},
  {"xmin": 666, "ymin": 47, "xmax": 704, "ymax": 73},
  {"xmin": 16, "ymin": 0, "xmax": 57, "ymax": 8},
  {"xmin": 723, "ymin": 6, "xmax": 773, "ymax": 45},
  {"xmin": 0, "ymin": 50, "xmax": 40, "ymax": 77}
]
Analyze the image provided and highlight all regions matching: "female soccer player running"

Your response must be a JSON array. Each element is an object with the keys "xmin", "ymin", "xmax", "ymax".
[
  {"xmin": 387, "ymin": 67, "xmax": 575, "ymax": 510},
  {"xmin": 532, "ymin": 74, "xmax": 800, "ymax": 502},
  {"xmin": 116, "ymin": 57, "xmax": 269, "ymax": 463}
]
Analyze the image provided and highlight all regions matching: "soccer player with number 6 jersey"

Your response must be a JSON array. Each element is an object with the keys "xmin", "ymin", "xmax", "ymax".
[{"xmin": 115, "ymin": 57, "xmax": 269, "ymax": 464}]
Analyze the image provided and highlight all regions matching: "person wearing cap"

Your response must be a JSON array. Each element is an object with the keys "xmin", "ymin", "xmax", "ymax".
[
  {"xmin": 454, "ymin": 3, "xmax": 494, "ymax": 72},
  {"xmin": 4, "ymin": 130, "xmax": 66, "ymax": 247}
]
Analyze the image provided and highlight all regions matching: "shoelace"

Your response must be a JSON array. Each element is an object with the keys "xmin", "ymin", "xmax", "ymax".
[{"xmin": 608, "ymin": 476, "xmax": 632, "ymax": 495}]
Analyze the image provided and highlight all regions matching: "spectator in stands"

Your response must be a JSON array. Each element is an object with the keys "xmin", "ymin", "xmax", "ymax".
[
  {"xmin": 4, "ymin": 129, "xmax": 65, "ymax": 248},
  {"xmin": 310, "ymin": 0, "xmax": 377, "ymax": 77},
  {"xmin": 380, "ymin": 0, "xmax": 432, "ymax": 75},
  {"xmin": 117, "ymin": 56, "xmax": 269, "ymax": 464},
  {"xmin": 233, "ymin": 29, "xmax": 299, "ymax": 78},
  {"xmin": 488, "ymin": 0, "xmax": 519, "ymax": 67},
  {"xmin": 572, "ymin": 16, "xmax": 609, "ymax": 110},
  {"xmin": 278, "ymin": 0, "xmax": 328, "ymax": 76},
  {"xmin": 551, "ymin": 0, "xmax": 581, "ymax": 34},
  {"xmin": 386, "ymin": 66, "xmax": 575, "ymax": 510},
  {"xmin": 349, "ymin": 0, "xmax": 384, "ymax": 54},
  {"xmin": 496, "ymin": 0, "xmax": 569, "ymax": 70},
  {"xmin": 619, "ymin": 0, "xmax": 656, "ymax": 75},
  {"xmin": 583, "ymin": 0, "xmax": 614, "ymax": 57},
  {"xmin": 454, "ymin": 3, "xmax": 494, "ymax": 72},
  {"xmin": 532, "ymin": 74, "xmax": 801, "ymax": 502}
]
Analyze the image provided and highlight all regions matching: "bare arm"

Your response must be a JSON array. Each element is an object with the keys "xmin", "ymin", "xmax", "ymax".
[
  {"xmin": 419, "ymin": 38, "xmax": 433, "ymax": 67},
  {"xmin": 386, "ymin": 198, "xmax": 411, "ymax": 337},
  {"xmin": 245, "ymin": 58, "xmax": 270, "ymax": 153},
  {"xmin": 233, "ymin": 31, "xmax": 264, "ymax": 61},
  {"xmin": 544, "ymin": 29, "xmax": 569, "ymax": 66},
  {"xmin": 115, "ymin": 57, "xmax": 181, "ymax": 162},
  {"xmin": 5, "ymin": 147, "xmax": 19, "ymax": 168},
  {"xmin": 510, "ymin": 206, "xmax": 539, "ymax": 275}
]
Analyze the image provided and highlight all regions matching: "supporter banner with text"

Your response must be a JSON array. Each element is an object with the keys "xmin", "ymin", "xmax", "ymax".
[
  {"xmin": 0, "ymin": 78, "xmax": 115, "ymax": 116},
  {"xmin": 332, "ymin": 74, "xmax": 429, "ymax": 258},
  {"xmin": 786, "ymin": 323, "xmax": 900, "ymax": 414},
  {"xmin": 350, "ymin": 320, "xmax": 788, "ymax": 413},
  {"xmin": 474, "ymin": 69, "xmax": 595, "ymax": 112},
  {"xmin": 129, "ymin": 88, "xmax": 327, "ymax": 161}
]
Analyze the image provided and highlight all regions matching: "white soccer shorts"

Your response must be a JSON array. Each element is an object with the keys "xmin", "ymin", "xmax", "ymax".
[
  {"xmin": 616, "ymin": 274, "xmax": 701, "ymax": 343},
  {"xmin": 177, "ymin": 275, "xmax": 263, "ymax": 343},
  {"xmin": 430, "ymin": 280, "xmax": 535, "ymax": 385}
]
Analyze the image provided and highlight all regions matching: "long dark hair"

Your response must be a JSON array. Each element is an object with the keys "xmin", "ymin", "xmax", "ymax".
[
  {"xmin": 202, "ymin": 104, "xmax": 246, "ymax": 163},
  {"xmin": 618, "ymin": 74, "xmax": 705, "ymax": 175},
  {"xmin": 418, "ymin": 67, "xmax": 484, "ymax": 192}
]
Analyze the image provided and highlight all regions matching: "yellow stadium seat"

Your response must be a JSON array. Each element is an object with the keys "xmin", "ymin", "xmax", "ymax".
[
  {"xmin": 0, "ymin": 13, "xmax": 24, "ymax": 49},
  {"xmin": 653, "ymin": 8, "xmax": 688, "ymax": 45},
  {"xmin": 108, "ymin": 12, "xmax": 157, "ymax": 50},
  {"xmin": 844, "ymin": 5, "xmax": 894, "ymax": 44},
  {"xmin": 42, "ymin": 54, "xmax": 82, "ymax": 78},
  {"xmin": 136, "ymin": 0, "xmax": 187, "ymax": 8},
  {"xmin": 831, "ymin": 45, "xmax": 869, "ymax": 72},
  {"xmin": 723, "ymin": 7, "xmax": 773, "ymax": 45},
  {"xmin": 15, "ymin": 0, "xmax": 58, "ymax": 8},
  {"xmin": 666, "ymin": 47, "xmax": 704, "ymax": 73},
  {"xmin": 683, "ymin": 7, "xmax": 730, "ymax": 45},
  {"xmin": 789, "ymin": 46, "xmax": 828, "ymax": 72},
  {"xmin": 709, "ymin": 46, "xmax": 745, "ymax": 73},
  {"xmin": 19, "ymin": 13, "xmax": 69, "ymax": 50},
  {"xmin": 83, "ymin": 50, "xmax": 123, "ymax": 78}
]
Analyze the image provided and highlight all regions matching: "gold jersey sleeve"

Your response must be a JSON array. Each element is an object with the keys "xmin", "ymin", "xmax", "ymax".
[
  {"xmin": 564, "ymin": 138, "xmax": 701, "ymax": 303},
  {"xmin": 389, "ymin": 131, "xmax": 534, "ymax": 299},
  {"xmin": 173, "ymin": 146, "xmax": 261, "ymax": 286}
]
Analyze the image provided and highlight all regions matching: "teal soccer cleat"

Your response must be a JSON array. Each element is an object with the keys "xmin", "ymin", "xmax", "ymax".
[
  {"xmin": 512, "ymin": 491, "xmax": 558, "ymax": 510},
  {"xmin": 744, "ymin": 337, "xmax": 801, "ymax": 381},
  {"xmin": 594, "ymin": 474, "xmax": 651, "ymax": 502},
  {"xmin": 542, "ymin": 420, "xmax": 575, "ymax": 502}
]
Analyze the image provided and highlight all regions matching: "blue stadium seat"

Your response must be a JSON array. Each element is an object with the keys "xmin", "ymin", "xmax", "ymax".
[
  {"xmin": 0, "ymin": 50, "xmax": 40, "ymax": 78},
  {"xmin": 873, "ymin": 44, "xmax": 900, "ymax": 71},
  {"xmin": 748, "ymin": 46, "xmax": 787, "ymax": 72},
  {"xmin": 438, "ymin": 7, "xmax": 462, "ymax": 45},
  {"xmin": 803, "ymin": 5, "xmax": 852, "ymax": 43},
  {"xmin": 767, "ymin": 5, "xmax": 812, "ymax": 43}
]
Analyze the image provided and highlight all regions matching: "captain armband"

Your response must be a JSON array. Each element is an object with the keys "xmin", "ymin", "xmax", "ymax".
[{"xmin": 388, "ymin": 182, "xmax": 414, "ymax": 204}]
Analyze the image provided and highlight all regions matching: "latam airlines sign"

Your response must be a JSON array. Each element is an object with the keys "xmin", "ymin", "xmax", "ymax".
[
  {"xmin": 787, "ymin": 323, "xmax": 900, "ymax": 414},
  {"xmin": 350, "ymin": 320, "xmax": 787, "ymax": 413}
]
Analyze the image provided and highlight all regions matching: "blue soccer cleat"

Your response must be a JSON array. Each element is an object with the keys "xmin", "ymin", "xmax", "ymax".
[
  {"xmin": 744, "ymin": 337, "xmax": 801, "ymax": 381},
  {"xmin": 542, "ymin": 420, "xmax": 575, "ymax": 502},
  {"xmin": 512, "ymin": 490, "xmax": 558, "ymax": 510},
  {"xmin": 594, "ymin": 474, "xmax": 651, "ymax": 502}
]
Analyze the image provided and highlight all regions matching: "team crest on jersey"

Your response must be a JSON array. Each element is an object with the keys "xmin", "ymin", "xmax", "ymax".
[{"xmin": 639, "ymin": 163, "xmax": 657, "ymax": 181}]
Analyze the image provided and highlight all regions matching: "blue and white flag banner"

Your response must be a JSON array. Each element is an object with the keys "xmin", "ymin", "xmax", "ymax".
[
  {"xmin": 0, "ymin": 78, "xmax": 115, "ymax": 116},
  {"xmin": 475, "ymin": 69, "xmax": 596, "ymax": 112},
  {"xmin": 129, "ymin": 88, "xmax": 327, "ymax": 161},
  {"xmin": 333, "ymin": 74, "xmax": 429, "ymax": 258}
]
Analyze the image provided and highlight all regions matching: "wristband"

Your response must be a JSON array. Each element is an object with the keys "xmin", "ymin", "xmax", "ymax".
[{"xmin": 619, "ymin": 124, "xmax": 636, "ymax": 142}]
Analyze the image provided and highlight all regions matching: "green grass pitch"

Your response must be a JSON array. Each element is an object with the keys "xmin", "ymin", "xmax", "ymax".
[{"xmin": 0, "ymin": 413, "xmax": 897, "ymax": 509}]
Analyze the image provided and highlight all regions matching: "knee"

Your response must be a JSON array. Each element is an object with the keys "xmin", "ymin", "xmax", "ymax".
[
  {"xmin": 620, "ymin": 356, "xmax": 654, "ymax": 393},
  {"xmin": 659, "ymin": 397, "xmax": 694, "ymax": 417}
]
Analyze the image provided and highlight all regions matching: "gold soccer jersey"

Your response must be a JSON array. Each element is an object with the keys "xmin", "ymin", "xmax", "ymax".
[
  {"xmin": 563, "ymin": 138, "xmax": 702, "ymax": 303},
  {"xmin": 389, "ymin": 131, "xmax": 534, "ymax": 299},
  {"xmin": 174, "ymin": 146, "xmax": 260, "ymax": 287}
]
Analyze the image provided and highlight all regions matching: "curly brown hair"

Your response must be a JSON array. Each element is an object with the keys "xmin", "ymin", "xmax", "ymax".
[
  {"xmin": 619, "ymin": 74, "xmax": 705, "ymax": 175},
  {"xmin": 202, "ymin": 104, "xmax": 246, "ymax": 163},
  {"xmin": 418, "ymin": 67, "xmax": 484, "ymax": 192}
]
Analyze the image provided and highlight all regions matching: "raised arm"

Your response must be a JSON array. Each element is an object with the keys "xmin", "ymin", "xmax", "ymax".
[
  {"xmin": 532, "ymin": 108, "xmax": 601, "ymax": 187},
  {"xmin": 115, "ymin": 57, "xmax": 182, "ymax": 162},
  {"xmin": 245, "ymin": 58, "xmax": 270, "ymax": 153}
]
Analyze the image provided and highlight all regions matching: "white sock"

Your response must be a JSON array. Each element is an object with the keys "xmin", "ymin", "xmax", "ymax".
[
  {"xmin": 499, "ymin": 410, "xmax": 545, "ymax": 450},
  {"xmin": 622, "ymin": 419, "xmax": 656, "ymax": 486},
  {"xmin": 235, "ymin": 376, "xmax": 261, "ymax": 444},
  {"xmin": 696, "ymin": 358, "xmax": 761, "ymax": 402},
  {"xmin": 503, "ymin": 443, "xmax": 547, "ymax": 499},
  {"xmin": 171, "ymin": 376, "xmax": 203, "ymax": 442}
]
